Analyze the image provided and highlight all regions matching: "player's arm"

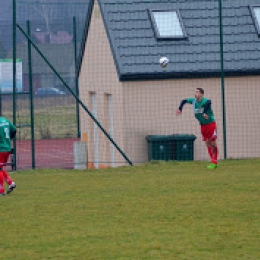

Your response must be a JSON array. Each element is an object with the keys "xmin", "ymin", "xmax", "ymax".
[
  {"xmin": 202, "ymin": 100, "xmax": 211, "ymax": 119},
  {"xmin": 176, "ymin": 98, "xmax": 194, "ymax": 115},
  {"xmin": 9, "ymin": 122, "xmax": 17, "ymax": 139},
  {"xmin": 176, "ymin": 99, "xmax": 187, "ymax": 115},
  {"xmin": 178, "ymin": 99, "xmax": 188, "ymax": 111},
  {"xmin": 203, "ymin": 100, "xmax": 211, "ymax": 113},
  {"xmin": 10, "ymin": 129, "xmax": 16, "ymax": 139}
]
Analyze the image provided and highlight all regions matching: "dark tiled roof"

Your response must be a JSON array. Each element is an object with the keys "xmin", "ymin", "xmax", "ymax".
[{"xmin": 97, "ymin": 0, "xmax": 260, "ymax": 80}]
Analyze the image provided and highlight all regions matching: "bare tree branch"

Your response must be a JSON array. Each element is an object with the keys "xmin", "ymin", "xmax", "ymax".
[{"xmin": 33, "ymin": 0, "xmax": 55, "ymax": 34}]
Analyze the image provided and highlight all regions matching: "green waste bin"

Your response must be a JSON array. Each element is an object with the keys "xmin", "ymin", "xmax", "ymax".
[
  {"xmin": 146, "ymin": 135, "xmax": 175, "ymax": 161},
  {"xmin": 172, "ymin": 134, "xmax": 197, "ymax": 161}
]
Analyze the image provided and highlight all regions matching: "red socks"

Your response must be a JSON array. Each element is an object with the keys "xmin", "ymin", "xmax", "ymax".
[
  {"xmin": 207, "ymin": 146, "xmax": 218, "ymax": 165},
  {"xmin": 207, "ymin": 147, "xmax": 213, "ymax": 160},
  {"xmin": 0, "ymin": 170, "xmax": 13, "ymax": 193},
  {"xmin": 0, "ymin": 172, "xmax": 4, "ymax": 194},
  {"xmin": 2, "ymin": 170, "xmax": 13, "ymax": 185}
]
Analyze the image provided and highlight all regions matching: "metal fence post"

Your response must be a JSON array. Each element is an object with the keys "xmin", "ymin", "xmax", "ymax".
[
  {"xmin": 27, "ymin": 20, "xmax": 36, "ymax": 169},
  {"xmin": 73, "ymin": 17, "xmax": 81, "ymax": 138},
  {"xmin": 218, "ymin": 0, "xmax": 227, "ymax": 159},
  {"xmin": 12, "ymin": 0, "xmax": 17, "ymax": 170}
]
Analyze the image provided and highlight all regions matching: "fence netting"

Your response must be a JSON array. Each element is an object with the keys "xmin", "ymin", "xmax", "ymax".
[
  {"xmin": 1, "ymin": 0, "xmax": 260, "ymax": 169},
  {"xmin": 1, "ymin": 0, "xmax": 87, "ymax": 169}
]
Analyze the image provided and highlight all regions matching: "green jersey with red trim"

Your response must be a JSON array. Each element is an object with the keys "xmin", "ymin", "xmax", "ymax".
[
  {"xmin": 187, "ymin": 97, "xmax": 215, "ymax": 125},
  {"xmin": 0, "ymin": 117, "xmax": 16, "ymax": 152}
]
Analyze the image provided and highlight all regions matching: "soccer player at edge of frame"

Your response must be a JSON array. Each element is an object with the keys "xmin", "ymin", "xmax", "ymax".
[
  {"xmin": 0, "ymin": 113, "xmax": 17, "ymax": 196},
  {"xmin": 176, "ymin": 88, "xmax": 219, "ymax": 169}
]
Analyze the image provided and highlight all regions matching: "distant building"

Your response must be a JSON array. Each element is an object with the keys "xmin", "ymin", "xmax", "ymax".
[
  {"xmin": 7, "ymin": 44, "xmax": 75, "ymax": 92},
  {"xmin": 33, "ymin": 31, "xmax": 73, "ymax": 45}
]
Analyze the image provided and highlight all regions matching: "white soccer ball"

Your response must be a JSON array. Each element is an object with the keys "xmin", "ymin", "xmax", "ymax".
[{"xmin": 159, "ymin": 56, "xmax": 169, "ymax": 67}]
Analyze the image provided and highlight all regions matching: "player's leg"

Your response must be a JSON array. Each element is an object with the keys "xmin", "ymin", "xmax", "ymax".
[
  {"xmin": 210, "ymin": 140, "xmax": 218, "ymax": 165},
  {"xmin": 0, "ymin": 152, "xmax": 16, "ymax": 194},
  {"xmin": 2, "ymin": 169, "xmax": 13, "ymax": 185},
  {"xmin": 2, "ymin": 170, "xmax": 16, "ymax": 194},
  {"xmin": 205, "ymin": 140, "xmax": 214, "ymax": 161},
  {"xmin": 208, "ymin": 122, "xmax": 218, "ymax": 165},
  {"xmin": 201, "ymin": 125, "xmax": 214, "ymax": 162},
  {"xmin": 2, "ymin": 169, "xmax": 16, "ymax": 194},
  {"xmin": 201, "ymin": 122, "xmax": 218, "ymax": 169},
  {"xmin": 0, "ymin": 152, "xmax": 9, "ymax": 194},
  {"xmin": 206, "ymin": 140, "xmax": 218, "ymax": 169},
  {"xmin": 0, "ymin": 170, "xmax": 5, "ymax": 195}
]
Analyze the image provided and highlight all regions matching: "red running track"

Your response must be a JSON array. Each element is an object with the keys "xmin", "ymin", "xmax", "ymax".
[{"xmin": 13, "ymin": 138, "xmax": 80, "ymax": 169}]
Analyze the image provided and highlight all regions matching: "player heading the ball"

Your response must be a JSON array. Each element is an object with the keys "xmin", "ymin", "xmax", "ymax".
[{"xmin": 176, "ymin": 88, "xmax": 219, "ymax": 169}]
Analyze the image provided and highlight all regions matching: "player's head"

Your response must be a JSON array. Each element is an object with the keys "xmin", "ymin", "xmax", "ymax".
[{"xmin": 195, "ymin": 88, "xmax": 204, "ymax": 100}]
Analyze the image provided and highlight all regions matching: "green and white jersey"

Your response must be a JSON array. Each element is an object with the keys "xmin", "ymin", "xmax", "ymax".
[
  {"xmin": 0, "ymin": 117, "xmax": 16, "ymax": 152},
  {"xmin": 187, "ymin": 97, "xmax": 215, "ymax": 125}
]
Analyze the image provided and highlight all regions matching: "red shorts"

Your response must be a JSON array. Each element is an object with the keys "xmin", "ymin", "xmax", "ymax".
[
  {"xmin": 201, "ymin": 122, "xmax": 217, "ymax": 141},
  {"xmin": 0, "ymin": 152, "xmax": 10, "ymax": 167}
]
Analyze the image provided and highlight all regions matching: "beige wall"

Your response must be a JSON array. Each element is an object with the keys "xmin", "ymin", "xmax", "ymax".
[
  {"xmin": 79, "ymin": 2, "xmax": 260, "ymax": 167},
  {"xmin": 225, "ymin": 76, "xmax": 260, "ymax": 158},
  {"xmin": 122, "ymin": 77, "xmax": 260, "ymax": 163},
  {"xmin": 79, "ymin": 2, "xmax": 126, "ymax": 167},
  {"xmin": 122, "ymin": 78, "xmax": 224, "ymax": 163}
]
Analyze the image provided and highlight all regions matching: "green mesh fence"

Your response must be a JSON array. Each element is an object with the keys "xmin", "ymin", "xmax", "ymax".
[
  {"xmin": 0, "ymin": 0, "xmax": 88, "ymax": 169},
  {"xmin": 1, "ymin": 0, "xmax": 260, "ymax": 169}
]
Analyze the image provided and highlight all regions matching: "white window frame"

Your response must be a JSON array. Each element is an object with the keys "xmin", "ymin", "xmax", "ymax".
[
  {"xmin": 250, "ymin": 6, "xmax": 260, "ymax": 36},
  {"xmin": 149, "ymin": 9, "xmax": 187, "ymax": 40}
]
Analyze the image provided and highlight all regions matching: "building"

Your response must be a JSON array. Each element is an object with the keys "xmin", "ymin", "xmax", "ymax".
[{"xmin": 78, "ymin": 0, "xmax": 260, "ymax": 168}]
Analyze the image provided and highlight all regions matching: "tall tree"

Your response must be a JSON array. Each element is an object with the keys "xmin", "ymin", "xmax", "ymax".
[{"xmin": 33, "ymin": 0, "xmax": 59, "ymax": 34}]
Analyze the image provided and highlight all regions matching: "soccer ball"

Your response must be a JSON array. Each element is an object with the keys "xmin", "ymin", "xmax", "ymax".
[{"xmin": 159, "ymin": 57, "xmax": 169, "ymax": 67}]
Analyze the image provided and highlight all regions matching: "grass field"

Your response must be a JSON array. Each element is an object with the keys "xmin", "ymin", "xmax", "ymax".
[
  {"xmin": 1, "ymin": 159, "xmax": 260, "ymax": 260},
  {"xmin": 3, "ymin": 96, "xmax": 78, "ymax": 139}
]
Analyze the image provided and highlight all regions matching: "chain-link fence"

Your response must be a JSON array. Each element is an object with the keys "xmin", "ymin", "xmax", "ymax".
[
  {"xmin": 0, "ymin": 0, "xmax": 88, "ymax": 169},
  {"xmin": 1, "ymin": 0, "xmax": 260, "ymax": 169}
]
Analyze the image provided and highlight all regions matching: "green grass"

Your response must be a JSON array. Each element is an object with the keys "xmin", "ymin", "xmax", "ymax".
[
  {"xmin": 3, "ymin": 96, "xmax": 78, "ymax": 139},
  {"xmin": 1, "ymin": 159, "xmax": 260, "ymax": 260},
  {"xmin": 15, "ymin": 105, "xmax": 78, "ymax": 139}
]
